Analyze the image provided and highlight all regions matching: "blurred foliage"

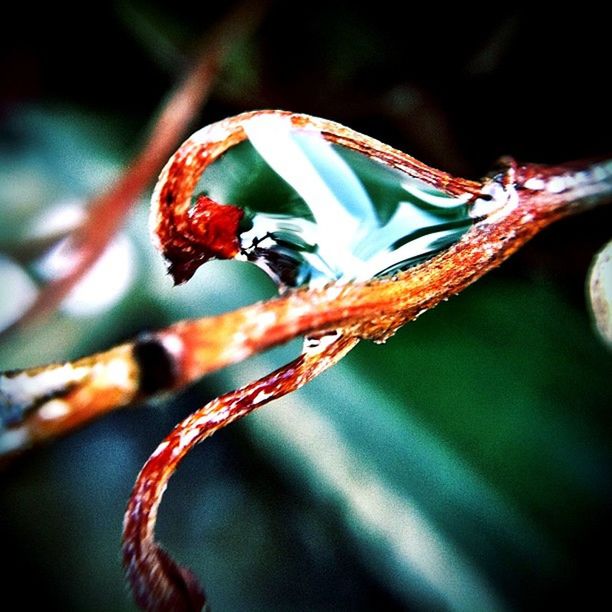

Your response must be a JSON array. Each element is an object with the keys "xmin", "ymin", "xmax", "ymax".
[{"xmin": 1, "ymin": 2, "xmax": 611, "ymax": 611}]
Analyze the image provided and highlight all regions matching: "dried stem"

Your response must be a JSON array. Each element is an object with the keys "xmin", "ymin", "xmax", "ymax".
[
  {"xmin": 122, "ymin": 333, "xmax": 358, "ymax": 611},
  {"xmin": 1, "ymin": 108, "xmax": 610, "ymax": 610},
  {"xmin": 1, "ymin": 140, "xmax": 610, "ymax": 458},
  {"xmin": 0, "ymin": 0, "xmax": 267, "ymax": 341}
]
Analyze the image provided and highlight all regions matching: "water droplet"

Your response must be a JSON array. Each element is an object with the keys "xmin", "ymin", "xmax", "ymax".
[{"xmin": 194, "ymin": 114, "xmax": 474, "ymax": 290}]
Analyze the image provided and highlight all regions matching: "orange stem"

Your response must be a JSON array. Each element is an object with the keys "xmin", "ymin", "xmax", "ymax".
[{"xmin": 122, "ymin": 333, "xmax": 358, "ymax": 611}]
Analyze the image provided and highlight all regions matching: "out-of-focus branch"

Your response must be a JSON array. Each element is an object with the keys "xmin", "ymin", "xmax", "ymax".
[{"xmin": 0, "ymin": 0, "xmax": 268, "ymax": 342}]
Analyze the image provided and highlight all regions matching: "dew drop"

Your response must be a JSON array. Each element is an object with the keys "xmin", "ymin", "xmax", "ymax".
[{"xmin": 194, "ymin": 114, "xmax": 475, "ymax": 291}]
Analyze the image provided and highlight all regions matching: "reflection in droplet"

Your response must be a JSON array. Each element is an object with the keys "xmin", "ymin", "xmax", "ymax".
[{"xmin": 198, "ymin": 115, "xmax": 474, "ymax": 290}]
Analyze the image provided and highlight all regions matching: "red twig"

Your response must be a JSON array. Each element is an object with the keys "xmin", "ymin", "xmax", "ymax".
[
  {"xmin": 1, "ymin": 114, "xmax": 610, "ymax": 460},
  {"xmin": 1, "ymin": 109, "xmax": 610, "ymax": 609},
  {"xmin": 122, "ymin": 333, "xmax": 358, "ymax": 611}
]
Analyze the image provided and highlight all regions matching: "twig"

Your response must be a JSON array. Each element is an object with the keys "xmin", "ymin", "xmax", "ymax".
[
  {"xmin": 1, "ymin": 114, "xmax": 609, "ymax": 458},
  {"xmin": 122, "ymin": 333, "xmax": 358, "ymax": 611},
  {"xmin": 0, "ymin": 0, "xmax": 267, "ymax": 342},
  {"xmin": 0, "ymin": 110, "xmax": 610, "ymax": 609}
]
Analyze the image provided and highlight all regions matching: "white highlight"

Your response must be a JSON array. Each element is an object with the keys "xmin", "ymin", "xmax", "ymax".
[
  {"xmin": 0, "ymin": 364, "xmax": 88, "ymax": 408},
  {"xmin": 178, "ymin": 427, "xmax": 200, "ymax": 450},
  {"xmin": 521, "ymin": 213, "xmax": 534, "ymax": 224},
  {"xmin": 573, "ymin": 171, "xmax": 589, "ymax": 185},
  {"xmin": 36, "ymin": 232, "xmax": 135, "ymax": 317},
  {"xmin": 160, "ymin": 334, "xmax": 184, "ymax": 361},
  {"xmin": 356, "ymin": 228, "xmax": 458, "ymax": 282},
  {"xmin": 253, "ymin": 390, "xmax": 274, "ymax": 404},
  {"xmin": 0, "ymin": 426, "xmax": 30, "ymax": 454},
  {"xmin": 545, "ymin": 176, "xmax": 566, "ymax": 194},
  {"xmin": 523, "ymin": 177, "xmax": 545, "ymax": 191},
  {"xmin": 38, "ymin": 399, "xmax": 70, "ymax": 420},
  {"xmin": 150, "ymin": 440, "xmax": 170, "ymax": 458},
  {"xmin": 303, "ymin": 331, "xmax": 341, "ymax": 354},
  {"xmin": 402, "ymin": 179, "xmax": 472, "ymax": 208},
  {"xmin": 252, "ymin": 310, "xmax": 277, "ymax": 333},
  {"xmin": 28, "ymin": 199, "xmax": 86, "ymax": 239},
  {"xmin": 244, "ymin": 115, "xmax": 372, "ymax": 275},
  {"xmin": 471, "ymin": 179, "xmax": 519, "ymax": 225},
  {"xmin": 93, "ymin": 358, "xmax": 133, "ymax": 392}
]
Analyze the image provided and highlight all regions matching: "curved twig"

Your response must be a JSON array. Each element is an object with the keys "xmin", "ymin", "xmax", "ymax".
[
  {"xmin": 122, "ymin": 333, "xmax": 358, "ymax": 611},
  {"xmin": 1, "ymin": 110, "xmax": 610, "ymax": 609},
  {"xmin": 151, "ymin": 110, "xmax": 481, "ymax": 284},
  {"xmin": 1, "ymin": 122, "xmax": 610, "ymax": 458}
]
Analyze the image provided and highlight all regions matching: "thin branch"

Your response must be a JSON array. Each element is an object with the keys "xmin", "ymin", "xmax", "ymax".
[
  {"xmin": 124, "ymin": 138, "xmax": 612, "ymax": 609},
  {"xmin": 122, "ymin": 333, "xmax": 358, "ymax": 611},
  {"xmin": 0, "ymin": 0, "xmax": 268, "ymax": 341},
  {"xmin": 1, "ymin": 149, "xmax": 610, "ymax": 459},
  {"xmin": 1, "ymin": 109, "xmax": 610, "ymax": 609}
]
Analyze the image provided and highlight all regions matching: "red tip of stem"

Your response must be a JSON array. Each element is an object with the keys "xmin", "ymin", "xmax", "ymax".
[
  {"xmin": 165, "ymin": 195, "xmax": 243, "ymax": 284},
  {"xmin": 189, "ymin": 194, "xmax": 243, "ymax": 259}
]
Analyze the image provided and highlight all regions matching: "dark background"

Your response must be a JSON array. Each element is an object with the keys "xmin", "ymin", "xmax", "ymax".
[{"xmin": 1, "ymin": 2, "xmax": 611, "ymax": 610}]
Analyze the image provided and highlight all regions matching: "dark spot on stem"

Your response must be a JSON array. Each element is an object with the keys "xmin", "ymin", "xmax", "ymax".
[{"xmin": 133, "ymin": 334, "xmax": 178, "ymax": 395}]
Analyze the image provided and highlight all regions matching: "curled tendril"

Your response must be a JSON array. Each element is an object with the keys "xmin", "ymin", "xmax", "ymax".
[
  {"xmin": 1, "ymin": 108, "xmax": 610, "ymax": 609},
  {"xmin": 117, "ymin": 110, "xmax": 612, "ymax": 610},
  {"xmin": 150, "ymin": 109, "xmax": 482, "ymax": 286},
  {"xmin": 122, "ymin": 333, "xmax": 358, "ymax": 611}
]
